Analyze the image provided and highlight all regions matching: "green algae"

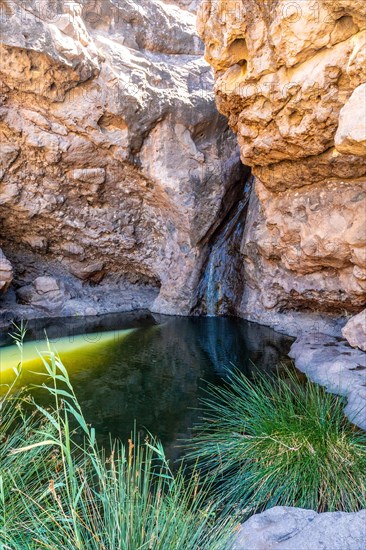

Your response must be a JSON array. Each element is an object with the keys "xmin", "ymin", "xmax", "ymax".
[{"xmin": 0, "ymin": 328, "xmax": 136, "ymax": 389}]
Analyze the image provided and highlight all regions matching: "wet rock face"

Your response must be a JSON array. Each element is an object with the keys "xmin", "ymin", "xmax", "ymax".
[
  {"xmin": 192, "ymin": 174, "xmax": 252, "ymax": 316},
  {"xmin": 0, "ymin": 0, "xmax": 242, "ymax": 316},
  {"xmin": 198, "ymin": 0, "xmax": 366, "ymax": 319}
]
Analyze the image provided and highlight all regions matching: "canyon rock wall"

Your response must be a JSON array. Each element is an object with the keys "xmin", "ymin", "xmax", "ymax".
[
  {"xmin": 0, "ymin": 0, "xmax": 243, "ymax": 320},
  {"xmin": 198, "ymin": 0, "xmax": 366, "ymax": 329}
]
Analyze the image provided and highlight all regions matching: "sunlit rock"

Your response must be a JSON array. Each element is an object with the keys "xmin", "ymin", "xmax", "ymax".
[
  {"xmin": 198, "ymin": 0, "xmax": 366, "ymax": 322},
  {"xmin": 335, "ymin": 83, "xmax": 366, "ymax": 156},
  {"xmin": 0, "ymin": 0, "xmax": 241, "ymax": 316}
]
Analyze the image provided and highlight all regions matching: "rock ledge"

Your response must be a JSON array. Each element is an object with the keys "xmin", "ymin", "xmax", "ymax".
[{"xmin": 234, "ymin": 507, "xmax": 366, "ymax": 550}]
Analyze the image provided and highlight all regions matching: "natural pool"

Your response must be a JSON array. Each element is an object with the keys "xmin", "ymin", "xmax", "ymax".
[{"xmin": 0, "ymin": 312, "xmax": 293, "ymax": 459}]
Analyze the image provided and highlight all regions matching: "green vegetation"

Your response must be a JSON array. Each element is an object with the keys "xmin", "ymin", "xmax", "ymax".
[
  {"xmin": 0, "ymin": 327, "xmax": 236, "ymax": 549},
  {"xmin": 1, "ymin": 324, "xmax": 365, "ymax": 549},
  {"xmin": 186, "ymin": 368, "xmax": 366, "ymax": 516}
]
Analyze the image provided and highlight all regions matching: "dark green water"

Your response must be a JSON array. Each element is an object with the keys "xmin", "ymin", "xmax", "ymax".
[{"xmin": 1, "ymin": 312, "xmax": 293, "ymax": 459}]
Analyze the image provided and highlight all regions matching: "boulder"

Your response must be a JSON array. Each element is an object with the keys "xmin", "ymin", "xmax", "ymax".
[
  {"xmin": 343, "ymin": 310, "xmax": 366, "ymax": 351},
  {"xmin": 335, "ymin": 84, "xmax": 366, "ymax": 156},
  {"xmin": 68, "ymin": 261, "xmax": 105, "ymax": 283},
  {"xmin": 289, "ymin": 332, "xmax": 366, "ymax": 430},
  {"xmin": 33, "ymin": 276, "xmax": 60, "ymax": 295},
  {"xmin": 0, "ymin": 249, "xmax": 13, "ymax": 293},
  {"xmin": 17, "ymin": 276, "xmax": 67, "ymax": 313}
]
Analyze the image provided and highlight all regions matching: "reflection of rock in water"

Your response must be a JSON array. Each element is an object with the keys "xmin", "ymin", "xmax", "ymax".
[
  {"xmin": 23, "ymin": 312, "xmax": 293, "ymax": 461},
  {"xmin": 180, "ymin": 316, "xmax": 294, "ymax": 378}
]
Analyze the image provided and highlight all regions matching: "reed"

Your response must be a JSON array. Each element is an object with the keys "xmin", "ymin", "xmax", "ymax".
[{"xmin": 0, "ymin": 326, "xmax": 236, "ymax": 549}]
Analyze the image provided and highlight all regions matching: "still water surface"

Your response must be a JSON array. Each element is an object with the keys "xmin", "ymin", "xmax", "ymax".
[{"xmin": 0, "ymin": 312, "xmax": 293, "ymax": 458}]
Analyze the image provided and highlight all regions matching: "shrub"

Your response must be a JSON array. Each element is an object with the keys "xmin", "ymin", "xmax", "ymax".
[{"xmin": 186, "ymin": 368, "xmax": 366, "ymax": 516}]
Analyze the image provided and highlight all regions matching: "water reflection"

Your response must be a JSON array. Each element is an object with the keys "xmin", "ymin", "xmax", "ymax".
[{"xmin": 1, "ymin": 313, "xmax": 293, "ymax": 459}]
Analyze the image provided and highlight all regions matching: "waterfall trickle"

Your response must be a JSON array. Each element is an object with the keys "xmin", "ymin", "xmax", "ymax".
[{"xmin": 193, "ymin": 175, "xmax": 253, "ymax": 316}]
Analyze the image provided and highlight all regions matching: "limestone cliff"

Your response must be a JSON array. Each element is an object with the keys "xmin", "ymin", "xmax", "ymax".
[
  {"xmin": 0, "ymin": 0, "xmax": 243, "ymax": 319},
  {"xmin": 198, "ymin": 0, "xmax": 366, "ymax": 329}
]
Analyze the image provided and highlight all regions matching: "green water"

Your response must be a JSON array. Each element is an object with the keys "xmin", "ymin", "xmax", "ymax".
[
  {"xmin": 0, "ymin": 328, "xmax": 136, "ymax": 386},
  {"xmin": 0, "ymin": 312, "xmax": 293, "ymax": 459}
]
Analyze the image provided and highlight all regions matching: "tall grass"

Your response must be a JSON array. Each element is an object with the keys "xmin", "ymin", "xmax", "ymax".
[
  {"xmin": 186, "ymin": 368, "xmax": 366, "ymax": 516},
  {"xmin": 0, "ymin": 329, "xmax": 237, "ymax": 549}
]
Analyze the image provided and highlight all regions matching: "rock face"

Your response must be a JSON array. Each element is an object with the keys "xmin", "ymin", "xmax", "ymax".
[
  {"xmin": 198, "ymin": 0, "xmax": 366, "ymax": 325},
  {"xmin": 234, "ymin": 507, "xmax": 366, "ymax": 550},
  {"xmin": 343, "ymin": 310, "xmax": 366, "ymax": 351},
  {"xmin": 290, "ymin": 332, "xmax": 366, "ymax": 430},
  {"xmin": 0, "ymin": 0, "xmax": 243, "ymax": 318}
]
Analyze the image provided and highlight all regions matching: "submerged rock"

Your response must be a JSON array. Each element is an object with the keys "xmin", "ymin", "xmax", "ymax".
[{"xmin": 234, "ymin": 507, "xmax": 366, "ymax": 550}]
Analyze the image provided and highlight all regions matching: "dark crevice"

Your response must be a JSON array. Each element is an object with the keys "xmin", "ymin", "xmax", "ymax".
[{"xmin": 191, "ymin": 169, "xmax": 253, "ymax": 317}]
